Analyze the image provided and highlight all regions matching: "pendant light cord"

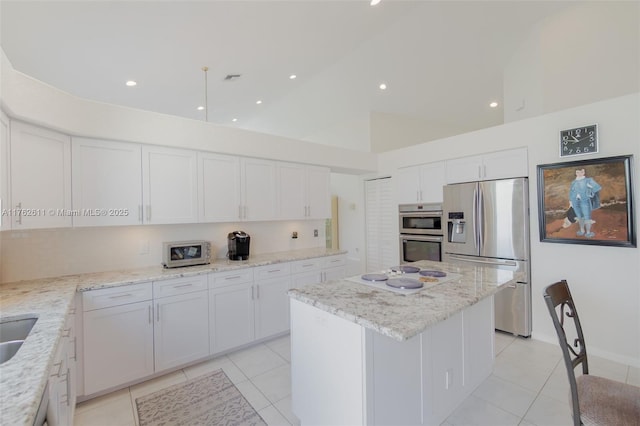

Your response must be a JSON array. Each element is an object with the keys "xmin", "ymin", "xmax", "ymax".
[{"xmin": 202, "ymin": 66, "xmax": 209, "ymax": 122}]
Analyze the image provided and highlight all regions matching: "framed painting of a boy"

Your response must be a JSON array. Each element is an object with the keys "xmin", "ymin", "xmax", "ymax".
[{"xmin": 537, "ymin": 155, "xmax": 636, "ymax": 247}]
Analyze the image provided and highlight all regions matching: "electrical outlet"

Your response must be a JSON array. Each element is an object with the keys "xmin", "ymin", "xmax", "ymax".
[
  {"xmin": 292, "ymin": 231, "xmax": 298, "ymax": 239},
  {"xmin": 314, "ymin": 229, "xmax": 318, "ymax": 237}
]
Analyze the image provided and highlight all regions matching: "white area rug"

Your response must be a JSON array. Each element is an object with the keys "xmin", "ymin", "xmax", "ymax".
[{"xmin": 135, "ymin": 369, "xmax": 267, "ymax": 426}]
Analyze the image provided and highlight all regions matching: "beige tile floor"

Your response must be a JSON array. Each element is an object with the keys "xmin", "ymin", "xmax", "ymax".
[{"xmin": 74, "ymin": 332, "xmax": 640, "ymax": 426}]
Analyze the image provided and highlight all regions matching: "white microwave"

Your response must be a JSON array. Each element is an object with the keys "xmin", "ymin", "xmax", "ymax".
[{"xmin": 162, "ymin": 240, "xmax": 211, "ymax": 268}]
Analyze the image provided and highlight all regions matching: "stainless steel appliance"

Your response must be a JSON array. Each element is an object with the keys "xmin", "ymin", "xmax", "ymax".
[
  {"xmin": 227, "ymin": 231, "xmax": 250, "ymax": 260},
  {"xmin": 443, "ymin": 178, "xmax": 531, "ymax": 337},
  {"xmin": 399, "ymin": 203, "xmax": 443, "ymax": 263},
  {"xmin": 162, "ymin": 240, "xmax": 211, "ymax": 268}
]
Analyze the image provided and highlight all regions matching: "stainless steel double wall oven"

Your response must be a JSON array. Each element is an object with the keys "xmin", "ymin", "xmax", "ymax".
[{"xmin": 399, "ymin": 203, "xmax": 443, "ymax": 263}]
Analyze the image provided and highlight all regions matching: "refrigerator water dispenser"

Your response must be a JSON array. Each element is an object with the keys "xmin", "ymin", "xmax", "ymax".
[{"xmin": 447, "ymin": 212, "xmax": 466, "ymax": 243}]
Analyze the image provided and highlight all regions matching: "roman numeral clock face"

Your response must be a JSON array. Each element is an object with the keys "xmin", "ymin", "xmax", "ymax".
[{"xmin": 560, "ymin": 124, "xmax": 598, "ymax": 157}]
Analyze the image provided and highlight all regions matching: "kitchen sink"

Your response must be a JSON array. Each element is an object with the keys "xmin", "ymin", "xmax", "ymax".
[{"xmin": 0, "ymin": 317, "xmax": 37, "ymax": 365}]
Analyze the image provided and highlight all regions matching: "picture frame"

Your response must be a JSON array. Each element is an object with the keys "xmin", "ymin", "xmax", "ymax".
[{"xmin": 537, "ymin": 155, "xmax": 636, "ymax": 247}]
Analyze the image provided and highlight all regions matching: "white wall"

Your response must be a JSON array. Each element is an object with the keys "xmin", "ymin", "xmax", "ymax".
[
  {"xmin": 1, "ymin": 219, "xmax": 326, "ymax": 282},
  {"xmin": 504, "ymin": 2, "xmax": 639, "ymax": 123},
  {"xmin": 330, "ymin": 173, "xmax": 366, "ymax": 276},
  {"xmin": 378, "ymin": 94, "xmax": 640, "ymax": 367}
]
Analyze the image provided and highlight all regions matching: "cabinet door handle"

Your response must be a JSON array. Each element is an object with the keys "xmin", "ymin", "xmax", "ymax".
[
  {"xmin": 51, "ymin": 361, "xmax": 63, "ymax": 378},
  {"xmin": 109, "ymin": 293, "xmax": 133, "ymax": 299},
  {"xmin": 251, "ymin": 286, "xmax": 255, "ymax": 300},
  {"xmin": 148, "ymin": 305, "xmax": 152, "ymax": 324},
  {"xmin": 173, "ymin": 283, "xmax": 193, "ymax": 289},
  {"xmin": 156, "ymin": 303, "xmax": 160, "ymax": 322},
  {"xmin": 224, "ymin": 275, "xmax": 242, "ymax": 281},
  {"xmin": 66, "ymin": 368, "xmax": 71, "ymax": 407},
  {"xmin": 71, "ymin": 337, "xmax": 77, "ymax": 361},
  {"xmin": 256, "ymin": 285, "xmax": 260, "ymax": 299},
  {"xmin": 62, "ymin": 327, "xmax": 71, "ymax": 338},
  {"xmin": 138, "ymin": 205, "xmax": 143, "ymax": 222}
]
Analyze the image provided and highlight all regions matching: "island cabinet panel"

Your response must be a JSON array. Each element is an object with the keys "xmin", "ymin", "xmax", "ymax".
[
  {"xmin": 424, "ymin": 312, "xmax": 464, "ymax": 425},
  {"xmin": 369, "ymin": 332, "xmax": 422, "ymax": 425},
  {"xmin": 290, "ymin": 299, "xmax": 367, "ymax": 426},
  {"xmin": 290, "ymin": 296, "xmax": 495, "ymax": 426}
]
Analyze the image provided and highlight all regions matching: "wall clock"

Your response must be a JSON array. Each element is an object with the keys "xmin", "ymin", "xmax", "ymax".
[{"xmin": 560, "ymin": 124, "xmax": 598, "ymax": 157}]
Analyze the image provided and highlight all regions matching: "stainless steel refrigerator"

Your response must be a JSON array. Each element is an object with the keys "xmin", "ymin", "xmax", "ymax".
[{"xmin": 443, "ymin": 178, "xmax": 531, "ymax": 337}]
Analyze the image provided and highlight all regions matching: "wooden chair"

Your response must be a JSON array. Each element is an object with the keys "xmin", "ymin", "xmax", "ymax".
[{"xmin": 543, "ymin": 280, "xmax": 640, "ymax": 425}]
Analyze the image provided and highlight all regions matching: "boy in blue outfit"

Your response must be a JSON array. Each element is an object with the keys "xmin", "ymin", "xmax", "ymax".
[{"xmin": 569, "ymin": 168, "xmax": 602, "ymax": 238}]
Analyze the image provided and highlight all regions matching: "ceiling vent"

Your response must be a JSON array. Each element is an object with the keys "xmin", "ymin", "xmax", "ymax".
[{"xmin": 224, "ymin": 74, "xmax": 242, "ymax": 81}]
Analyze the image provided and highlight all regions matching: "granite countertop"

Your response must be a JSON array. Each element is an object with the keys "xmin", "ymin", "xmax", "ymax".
[
  {"xmin": 0, "ymin": 247, "xmax": 345, "ymax": 426},
  {"xmin": 288, "ymin": 259, "xmax": 524, "ymax": 342}
]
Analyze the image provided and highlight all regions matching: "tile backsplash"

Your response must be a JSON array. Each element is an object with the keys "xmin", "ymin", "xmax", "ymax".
[{"xmin": 0, "ymin": 220, "xmax": 326, "ymax": 282}]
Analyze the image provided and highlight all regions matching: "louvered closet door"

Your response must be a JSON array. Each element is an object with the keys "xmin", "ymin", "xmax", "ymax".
[{"xmin": 365, "ymin": 177, "xmax": 395, "ymax": 272}]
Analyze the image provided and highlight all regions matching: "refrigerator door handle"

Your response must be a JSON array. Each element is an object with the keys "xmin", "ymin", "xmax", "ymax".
[
  {"xmin": 447, "ymin": 254, "xmax": 517, "ymax": 267},
  {"xmin": 472, "ymin": 187, "xmax": 478, "ymax": 249},
  {"xmin": 478, "ymin": 187, "xmax": 484, "ymax": 252}
]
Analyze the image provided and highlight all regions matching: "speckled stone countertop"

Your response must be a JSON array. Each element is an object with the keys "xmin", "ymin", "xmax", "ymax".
[
  {"xmin": 288, "ymin": 259, "xmax": 524, "ymax": 342},
  {"xmin": 0, "ymin": 247, "xmax": 345, "ymax": 426}
]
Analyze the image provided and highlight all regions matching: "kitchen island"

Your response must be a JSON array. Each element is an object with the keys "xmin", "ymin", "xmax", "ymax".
[{"xmin": 288, "ymin": 260, "xmax": 524, "ymax": 426}]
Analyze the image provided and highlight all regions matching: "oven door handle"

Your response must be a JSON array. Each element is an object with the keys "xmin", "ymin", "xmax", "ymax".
[{"xmin": 401, "ymin": 235, "xmax": 443, "ymax": 243}]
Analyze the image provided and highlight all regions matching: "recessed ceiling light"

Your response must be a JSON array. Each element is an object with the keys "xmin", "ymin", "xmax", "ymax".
[
  {"xmin": 370, "ymin": 0, "xmax": 382, "ymax": 6},
  {"xmin": 197, "ymin": 106, "xmax": 205, "ymax": 111},
  {"xmin": 489, "ymin": 101, "xmax": 499, "ymax": 108},
  {"xmin": 256, "ymin": 100, "xmax": 263, "ymax": 105},
  {"xmin": 232, "ymin": 118, "xmax": 238, "ymax": 122},
  {"xmin": 125, "ymin": 80, "xmax": 137, "ymax": 87},
  {"xmin": 289, "ymin": 74, "xmax": 297, "ymax": 80},
  {"xmin": 379, "ymin": 83, "xmax": 387, "ymax": 90}
]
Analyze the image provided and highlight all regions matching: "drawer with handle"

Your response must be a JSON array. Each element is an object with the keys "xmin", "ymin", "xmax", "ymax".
[
  {"xmin": 254, "ymin": 263, "xmax": 291, "ymax": 280},
  {"xmin": 153, "ymin": 275, "xmax": 207, "ymax": 298},
  {"xmin": 290, "ymin": 259, "xmax": 322, "ymax": 274},
  {"xmin": 208, "ymin": 268, "xmax": 254, "ymax": 289},
  {"xmin": 82, "ymin": 282, "xmax": 152, "ymax": 311}
]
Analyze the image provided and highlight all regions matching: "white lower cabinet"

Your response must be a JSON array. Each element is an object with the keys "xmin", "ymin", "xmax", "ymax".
[
  {"xmin": 80, "ymin": 254, "xmax": 346, "ymax": 397},
  {"xmin": 48, "ymin": 306, "xmax": 77, "ymax": 426},
  {"xmin": 209, "ymin": 279, "xmax": 255, "ymax": 354},
  {"xmin": 153, "ymin": 276, "xmax": 209, "ymax": 372},
  {"xmin": 82, "ymin": 283, "xmax": 154, "ymax": 395},
  {"xmin": 255, "ymin": 275, "xmax": 292, "ymax": 339},
  {"xmin": 321, "ymin": 255, "xmax": 347, "ymax": 282}
]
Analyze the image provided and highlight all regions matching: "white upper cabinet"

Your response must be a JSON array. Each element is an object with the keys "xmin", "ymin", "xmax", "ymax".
[
  {"xmin": 0, "ymin": 112, "xmax": 9, "ymax": 231},
  {"xmin": 277, "ymin": 162, "xmax": 331, "ymax": 220},
  {"xmin": 396, "ymin": 161, "xmax": 445, "ymax": 204},
  {"xmin": 72, "ymin": 138, "xmax": 143, "ymax": 226},
  {"xmin": 199, "ymin": 152, "xmax": 242, "ymax": 223},
  {"xmin": 445, "ymin": 147, "xmax": 528, "ymax": 184},
  {"xmin": 241, "ymin": 157, "xmax": 278, "ymax": 221},
  {"xmin": 142, "ymin": 145, "xmax": 198, "ymax": 224},
  {"xmin": 278, "ymin": 162, "xmax": 306, "ymax": 219},
  {"xmin": 305, "ymin": 165, "xmax": 331, "ymax": 219},
  {"xmin": 10, "ymin": 121, "xmax": 71, "ymax": 229}
]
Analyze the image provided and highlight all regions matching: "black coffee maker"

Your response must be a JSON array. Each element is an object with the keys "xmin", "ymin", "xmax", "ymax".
[{"xmin": 227, "ymin": 231, "xmax": 250, "ymax": 260}]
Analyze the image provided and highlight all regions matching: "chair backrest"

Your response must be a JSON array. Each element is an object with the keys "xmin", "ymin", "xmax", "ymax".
[{"xmin": 543, "ymin": 280, "xmax": 588, "ymax": 426}]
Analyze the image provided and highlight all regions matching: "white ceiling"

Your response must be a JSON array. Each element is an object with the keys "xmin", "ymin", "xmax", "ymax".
[{"xmin": 0, "ymin": 1, "xmax": 593, "ymax": 151}]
